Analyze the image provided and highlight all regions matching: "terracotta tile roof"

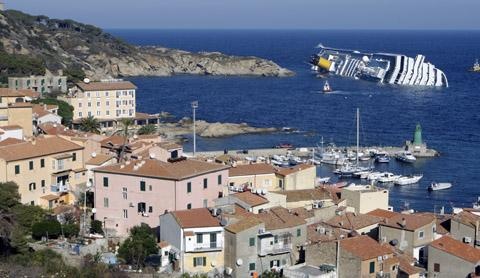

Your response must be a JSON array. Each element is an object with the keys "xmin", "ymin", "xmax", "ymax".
[
  {"xmin": 275, "ymin": 164, "xmax": 315, "ymax": 176},
  {"xmin": 38, "ymin": 123, "xmax": 78, "ymax": 136},
  {"xmin": 233, "ymin": 191, "xmax": 269, "ymax": 207},
  {"xmin": 0, "ymin": 138, "xmax": 24, "ymax": 147},
  {"xmin": 86, "ymin": 154, "xmax": 115, "ymax": 166},
  {"xmin": 253, "ymin": 206, "xmax": 306, "ymax": 231},
  {"xmin": 0, "ymin": 88, "xmax": 35, "ymax": 97},
  {"xmin": 452, "ymin": 211, "xmax": 480, "ymax": 228},
  {"xmin": 307, "ymin": 222, "xmax": 349, "ymax": 243},
  {"xmin": 100, "ymin": 135, "xmax": 127, "ymax": 148},
  {"xmin": 368, "ymin": 209, "xmax": 398, "ymax": 219},
  {"xmin": 184, "ymin": 231, "xmax": 194, "ymax": 236},
  {"xmin": 225, "ymin": 217, "xmax": 263, "ymax": 234},
  {"xmin": 430, "ymin": 235, "xmax": 480, "ymax": 264},
  {"xmin": 158, "ymin": 241, "xmax": 170, "ymax": 248},
  {"xmin": 274, "ymin": 188, "xmax": 332, "ymax": 202},
  {"xmin": 229, "ymin": 163, "xmax": 276, "ymax": 177},
  {"xmin": 8, "ymin": 102, "xmax": 32, "ymax": 108},
  {"xmin": 32, "ymin": 104, "xmax": 58, "ymax": 118},
  {"xmin": 326, "ymin": 212, "xmax": 383, "ymax": 231},
  {"xmin": 171, "ymin": 208, "xmax": 221, "ymax": 228},
  {"xmin": 94, "ymin": 159, "xmax": 229, "ymax": 181},
  {"xmin": 135, "ymin": 112, "xmax": 159, "ymax": 120},
  {"xmin": 40, "ymin": 194, "xmax": 60, "ymax": 201},
  {"xmin": 76, "ymin": 81, "xmax": 137, "ymax": 91},
  {"xmin": 340, "ymin": 235, "xmax": 394, "ymax": 260},
  {"xmin": 379, "ymin": 212, "xmax": 435, "ymax": 232},
  {"xmin": 414, "ymin": 212, "xmax": 451, "ymax": 235},
  {"xmin": 0, "ymin": 125, "xmax": 22, "ymax": 130},
  {"xmin": 290, "ymin": 207, "xmax": 315, "ymax": 220},
  {"xmin": 0, "ymin": 136, "xmax": 83, "ymax": 162},
  {"xmin": 156, "ymin": 142, "xmax": 182, "ymax": 151}
]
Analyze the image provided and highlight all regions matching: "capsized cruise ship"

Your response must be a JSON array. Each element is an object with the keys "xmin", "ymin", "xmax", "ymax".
[{"xmin": 310, "ymin": 44, "xmax": 448, "ymax": 87}]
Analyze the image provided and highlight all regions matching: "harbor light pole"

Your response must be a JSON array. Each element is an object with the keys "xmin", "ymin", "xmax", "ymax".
[{"xmin": 191, "ymin": 101, "xmax": 198, "ymax": 157}]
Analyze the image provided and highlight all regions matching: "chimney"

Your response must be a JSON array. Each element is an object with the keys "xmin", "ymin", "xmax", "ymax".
[{"xmin": 401, "ymin": 218, "xmax": 406, "ymax": 228}]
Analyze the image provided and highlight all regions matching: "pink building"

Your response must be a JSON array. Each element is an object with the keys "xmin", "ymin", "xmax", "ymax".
[{"xmin": 93, "ymin": 158, "xmax": 229, "ymax": 236}]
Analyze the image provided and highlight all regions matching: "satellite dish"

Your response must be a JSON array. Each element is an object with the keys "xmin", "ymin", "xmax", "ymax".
[
  {"xmin": 211, "ymin": 260, "xmax": 216, "ymax": 267},
  {"xmin": 149, "ymin": 153, "xmax": 156, "ymax": 159},
  {"xmin": 83, "ymin": 78, "xmax": 90, "ymax": 84},
  {"xmin": 91, "ymin": 152, "xmax": 97, "ymax": 158},
  {"xmin": 236, "ymin": 259, "xmax": 243, "ymax": 266},
  {"xmin": 91, "ymin": 208, "xmax": 97, "ymax": 213}
]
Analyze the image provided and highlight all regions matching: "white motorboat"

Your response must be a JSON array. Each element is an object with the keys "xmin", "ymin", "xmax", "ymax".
[
  {"xmin": 323, "ymin": 81, "xmax": 332, "ymax": 93},
  {"xmin": 367, "ymin": 172, "xmax": 384, "ymax": 181},
  {"xmin": 317, "ymin": 177, "xmax": 331, "ymax": 184},
  {"xmin": 375, "ymin": 152, "xmax": 390, "ymax": 163},
  {"xmin": 428, "ymin": 182, "xmax": 452, "ymax": 191},
  {"xmin": 394, "ymin": 174, "xmax": 423, "ymax": 185},
  {"xmin": 352, "ymin": 170, "xmax": 372, "ymax": 179},
  {"xmin": 395, "ymin": 151, "xmax": 417, "ymax": 163},
  {"xmin": 377, "ymin": 172, "xmax": 401, "ymax": 183}
]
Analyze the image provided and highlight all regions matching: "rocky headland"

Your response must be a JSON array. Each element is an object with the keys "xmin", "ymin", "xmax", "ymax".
[{"xmin": 0, "ymin": 10, "xmax": 293, "ymax": 80}]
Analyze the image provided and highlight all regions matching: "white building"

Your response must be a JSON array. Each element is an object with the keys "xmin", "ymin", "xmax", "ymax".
[{"xmin": 159, "ymin": 208, "xmax": 224, "ymax": 274}]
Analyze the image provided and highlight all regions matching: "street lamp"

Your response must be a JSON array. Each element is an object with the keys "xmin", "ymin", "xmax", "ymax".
[{"xmin": 191, "ymin": 101, "xmax": 198, "ymax": 157}]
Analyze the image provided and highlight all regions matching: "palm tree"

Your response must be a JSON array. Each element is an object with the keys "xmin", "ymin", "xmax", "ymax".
[
  {"xmin": 79, "ymin": 116, "xmax": 101, "ymax": 134},
  {"xmin": 137, "ymin": 124, "xmax": 157, "ymax": 135},
  {"xmin": 118, "ymin": 118, "xmax": 134, "ymax": 162}
]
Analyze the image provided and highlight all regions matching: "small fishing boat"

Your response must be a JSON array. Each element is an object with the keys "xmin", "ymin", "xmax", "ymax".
[
  {"xmin": 323, "ymin": 81, "xmax": 332, "ymax": 93},
  {"xmin": 394, "ymin": 174, "xmax": 423, "ymax": 186},
  {"xmin": 317, "ymin": 177, "xmax": 331, "ymax": 184},
  {"xmin": 367, "ymin": 171, "xmax": 384, "ymax": 181},
  {"xmin": 395, "ymin": 151, "xmax": 417, "ymax": 163},
  {"xmin": 469, "ymin": 59, "xmax": 480, "ymax": 72},
  {"xmin": 352, "ymin": 170, "xmax": 372, "ymax": 179},
  {"xmin": 428, "ymin": 182, "xmax": 452, "ymax": 191},
  {"xmin": 377, "ymin": 172, "xmax": 401, "ymax": 183},
  {"xmin": 375, "ymin": 152, "xmax": 390, "ymax": 163}
]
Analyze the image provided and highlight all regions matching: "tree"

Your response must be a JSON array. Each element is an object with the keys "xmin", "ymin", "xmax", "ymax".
[
  {"xmin": 62, "ymin": 223, "xmax": 79, "ymax": 238},
  {"xmin": 11, "ymin": 204, "xmax": 46, "ymax": 231},
  {"xmin": 117, "ymin": 118, "xmax": 134, "ymax": 162},
  {"xmin": 0, "ymin": 182, "xmax": 21, "ymax": 240},
  {"xmin": 118, "ymin": 223, "xmax": 158, "ymax": 268},
  {"xmin": 79, "ymin": 115, "xmax": 101, "ymax": 134},
  {"xmin": 90, "ymin": 220, "xmax": 104, "ymax": 235},
  {"xmin": 31, "ymin": 98, "xmax": 74, "ymax": 125},
  {"xmin": 137, "ymin": 124, "xmax": 157, "ymax": 135},
  {"xmin": 31, "ymin": 219, "xmax": 62, "ymax": 240}
]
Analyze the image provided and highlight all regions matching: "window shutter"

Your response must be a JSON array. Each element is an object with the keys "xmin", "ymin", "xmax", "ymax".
[
  {"xmin": 203, "ymin": 257, "xmax": 206, "ymax": 266},
  {"xmin": 193, "ymin": 258, "xmax": 196, "ymax": 267}
]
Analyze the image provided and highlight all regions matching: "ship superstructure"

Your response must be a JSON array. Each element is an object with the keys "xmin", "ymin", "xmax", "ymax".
[{"xmin": 310, "ymin": 44, "xmax": 448, "ymax": 87}]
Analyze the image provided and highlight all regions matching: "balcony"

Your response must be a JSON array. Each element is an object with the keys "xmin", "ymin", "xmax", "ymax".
[
  {"xmin": 51, "ymin": 183, "xmax": 69, "ymax": 193},
  {"xmin": 192, "ymin": 241, "xmax": 223, "ymax": 252},
  {"xmin": 258, "ymin": 232, "xmax": 292, "ymax": 256}
]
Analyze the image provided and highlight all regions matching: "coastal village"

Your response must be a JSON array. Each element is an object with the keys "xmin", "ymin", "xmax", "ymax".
[{"xmin": 0, "ymin": 70, "xmax": 478, "ymax": 278}]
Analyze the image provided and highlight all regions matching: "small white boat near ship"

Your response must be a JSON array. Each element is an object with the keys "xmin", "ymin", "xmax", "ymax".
[
  {"xmin": 375, "ymin": 152, "xmax": 390, "ymax": 163},
  {"xmin": 428, "ymin": 182, "xmax": 452, "ymax": 191},
  {"xmin": 323, "ymin": 81, "xmax": 332, "ymax": 93},
  {"xmin": 377, "ymin": 172, "xmax": 401, "ymax": 183},
  {"xmin": 395, "ymin": 151, "xmax": 417, "ymax": 163},
  {"xmin": 367, "ymin": 172, "xmax": 384, "ymax": 181},
  {"xmin": 317, "ymin": 177, "xmax": 331, "ymax": 184},
  {"xmin": 394, "ymin": 174, "xmax": 423, "ymax": 185}
]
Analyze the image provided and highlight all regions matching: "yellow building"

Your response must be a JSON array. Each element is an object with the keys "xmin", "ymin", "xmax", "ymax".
[
  {"xmin": 59, "ymin": 80, "xmax": 136, "ymax": 127},
  {"xmin": 274, "ymin": 164, "xmax": 316, "ymax": 191},
  {"xmin": 0, "ymin": 88, "xmax": 37, "ymax": 137},
  {"xmin": 0, "ymin": 136, "xmax": 86, "ymax": 208},
  {"xmin": 228, "ymin": 163, "xmax": 277, "ymax": 191}
]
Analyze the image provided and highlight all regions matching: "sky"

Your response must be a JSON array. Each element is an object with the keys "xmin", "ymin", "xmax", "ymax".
[{"xmin": 5, "ymin": 0, "xmax": 480, "ymax": 30}]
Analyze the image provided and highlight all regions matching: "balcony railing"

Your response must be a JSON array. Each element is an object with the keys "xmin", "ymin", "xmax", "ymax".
[
  {"xmin": 51, "ymin": 184, "xmax": 69, "ymax": 193},
  {"xmin": 259, "ymin": 243, "xmax": 292, "ymax": 256},
  {"xmin": 192, "ymin": 241, "xmax": 223, "ymax": 251}
]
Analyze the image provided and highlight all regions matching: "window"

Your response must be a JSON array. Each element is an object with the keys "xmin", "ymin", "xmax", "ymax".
[
  {"xmin": 29, "ymin": 183, "xmax": 36, "ymax": 191},
  {"xmin": 96, "ymin": 101, "xmax": 100, "ymax": 107},
  {"xmin": 72, "ymin": 152, "xmax": 76, "ymax": 161},
  {"xmin": 88, "ymin": 111, "xmax": 92, "ymax": 117},
  {"xmin": 264, "ymin": 179, "xmax": 271, "ymax": 187},
  {"xmin": 96, "ymin": 111, "xmax": 100, "ymax": 116},
  {"xmin": 103, "ymin": 198, "xmax": 109, "ymax": 208},
  {"xmin": 274, "ymin": 235, "xmax": 278, "ymax": 244},
  {"xmin": 88, "ymin": 102, "xmax": 91, "ymax": 107},
  {"xmin": 193, "ymin": 257, "xmax": 206, "ymax": 267},
  {"xmin": 187, "ymin": 182, "xmax": 192, "ymax": 193},
  {"xmin": 203, "ymin": 178, "xmax": 208, "ymax": 189},
  {"xmin": 123, "ymin": 209, "xmax": 128, "ymax": 218},
  {"xmin": 149, "ymin": 185, "xmax": 152, "ymax": 191},
  {"xmin": 106, "ymin": 111, "xmax": 110, "ymax": 116},
  {"xmin": 122, "ymin": 187, "xmax": 127, "ymax": 199},
  {"xmin": 217, "ymin": 175, "xmax": 222, "ymax": 185},
  {"xmin": 41, "ymin": 180, "xmax": 45, "ymax": 187},
  {"xmin": 297, "ymin": 228, "xmax": 301, "ymax": 237},
  {"xmin": 14, "ymin": 165, "xmax": 20, "ymax": 174},
  {"xmin": 418, "ymin": 230, "xmax": 424, "ymax": 239},
  {"xmin": 270, "ymin": 260, "xmax": 279, "ymax": 268},
  {"xmin": 29, "ymin": 161, "xmax": 33, "ymax": 170},
  {"xmin": 148, "ymin": 206, "xmax": 153, "ymax": 213},
  {"xmin": 137, "ymin": 202, "xmax": 146, "ymax": 213},
  {"xmin": 78, "ymin": 102, "xmax": 82, "ymax": 108},
  {"xmin": 369, "ymin": 261, "xmax": 375, "ymax": 273},
  {"xmin": 103, "ymin": 177, "xmax": 109, "ymax": 187},
  {"xmin": 203, "ymin": 199, "xmax": 208, "ymax": 208},
  {"xmin": 79, "ymin": 112, "xmax": 83, "ymax": 117},
  {"xmin": 106, "ymin": 101, "xmax": 110, "ymax": 107},
  {"xmin": 249, "ymin": 237, "xmax": 255, "ymax": 247},
  {"xmin": 196, "ymin": 233, "xmax": 203, "ymax": 243},
  {"xmin": 87, "ymin": 92, "xmax": 91, "ymax": 98},
  {"xmin": 434, "ymin": 263, "xmax": 440, "ymax": 272},
  {"xmin": 187, "ymin": 203, "xmax": 192, "ymax": 210},
  {"xmin": 40, "ymin": 159, "xmax": 45, "ymax": 168},
  {"xmin": 105, "ymin": 92, "xmax": 109, "ymax": 97},
  {"xmin": 249, "ymin": 263, "xmax": 256, "ymax": 271},
  {"xmin": 140, "ymin": 181, "xmax": 146, "ymax": 191}
]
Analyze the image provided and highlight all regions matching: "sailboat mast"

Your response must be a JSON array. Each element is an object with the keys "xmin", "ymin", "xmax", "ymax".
[{"xmin": 356, "ymin": 108, "xmax": 359, "ymax": 165}]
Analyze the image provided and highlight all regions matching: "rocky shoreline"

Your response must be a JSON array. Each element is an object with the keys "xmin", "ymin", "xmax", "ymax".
[{"xmin": 156, "ymin": 118, "xmax": 278, "ymax": 140}]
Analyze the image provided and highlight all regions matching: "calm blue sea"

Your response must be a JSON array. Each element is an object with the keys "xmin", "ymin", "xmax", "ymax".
[{"xmin": 109, "ymin": 29, "xmax": 480, "ymax": 212}]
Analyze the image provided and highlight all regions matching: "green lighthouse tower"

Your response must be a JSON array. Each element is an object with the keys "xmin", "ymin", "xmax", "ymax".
[{"xmin": 413, "ymin": 123, "xmax": 422, "ymax": 145}]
